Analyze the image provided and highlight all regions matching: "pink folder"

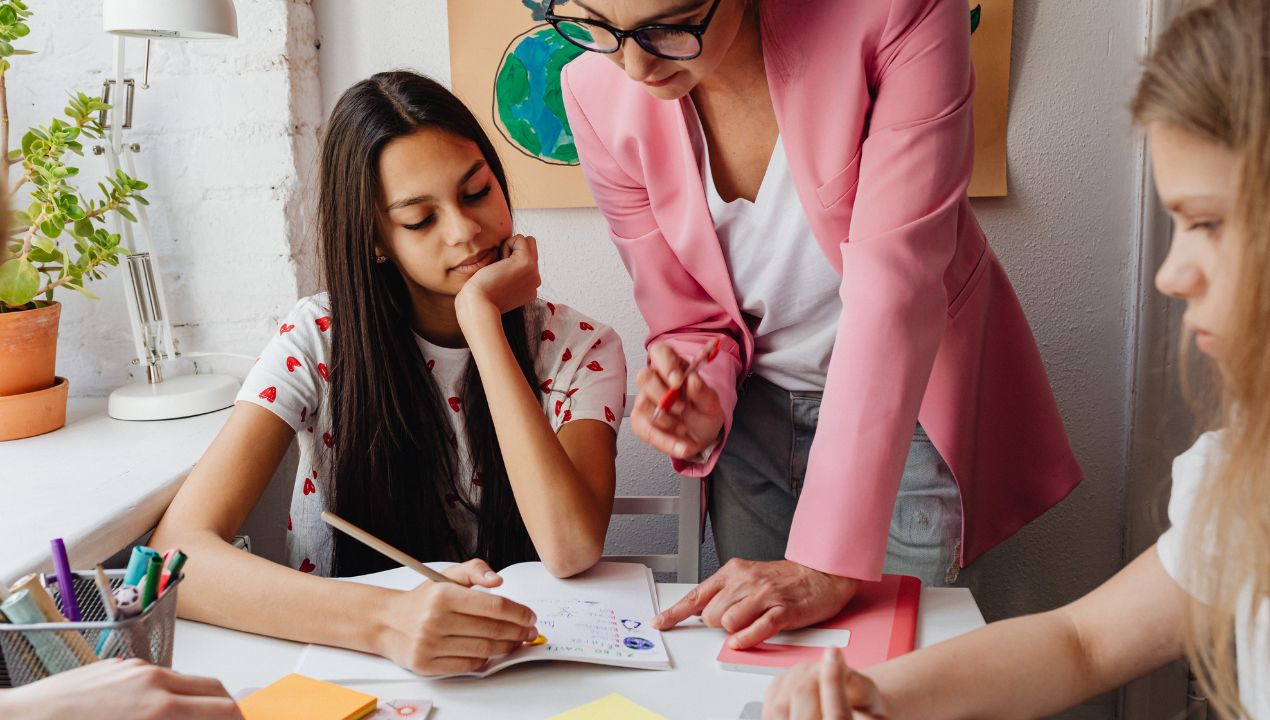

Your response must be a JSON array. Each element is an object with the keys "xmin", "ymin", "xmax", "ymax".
[{"xmin": 717, "ymin": 575, "xmax": 921, "ymax": 674}]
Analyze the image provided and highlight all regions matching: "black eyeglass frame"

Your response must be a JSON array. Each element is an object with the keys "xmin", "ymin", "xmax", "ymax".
[{"xmin": 545, "ymin": 0, "xmax": 724, "ymax": 61}]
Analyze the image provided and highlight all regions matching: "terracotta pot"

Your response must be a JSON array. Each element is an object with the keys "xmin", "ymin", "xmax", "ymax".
[
  {"xmin": 0, "ymin": 375, "xmax": 69, "ymax": 441},
  {"xmin": 0, "ymin": 301, "xmax": 60, "ymax": 397}
]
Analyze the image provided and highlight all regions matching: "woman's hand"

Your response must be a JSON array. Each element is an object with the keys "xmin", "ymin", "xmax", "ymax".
[
  {"xmin": 764, "ymin": 648, "xmax": 889, "ymax": 720},
  {"xmin": 630, "ymin": 341, "xmax": 726, "ymax": 460},
  {"xmin": 455, "ymin": 234, "xmax": 541, "ymax": 324},
  {"xmin": 0, "ymin": 658, "xmax": 243, "ymax": 720},
  {"xmin": 373, "ymin": 559, "xmax": 539, "ymax": 676}
]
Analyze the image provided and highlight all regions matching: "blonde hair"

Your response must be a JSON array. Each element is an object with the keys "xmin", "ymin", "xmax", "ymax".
[{"xmin": 1131, "ymin": 1, "xmax": 1270, "ymax": 717}]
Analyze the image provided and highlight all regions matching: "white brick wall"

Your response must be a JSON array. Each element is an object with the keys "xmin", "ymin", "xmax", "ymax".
[{"xmin": 12, "ymin": 0, "xmax": 321, "ymax": 393}]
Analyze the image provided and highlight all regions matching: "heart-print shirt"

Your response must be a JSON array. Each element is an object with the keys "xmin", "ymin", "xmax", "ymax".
[{"xmin": 236, "ymin": 293, "xmax": 627, "ymax": 577}]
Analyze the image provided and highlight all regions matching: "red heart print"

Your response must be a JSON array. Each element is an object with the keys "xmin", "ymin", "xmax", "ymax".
[
  {"xmin": 542, "ymin": 329, "xmax": 556, "ymax": 342},
  {"xmin": 579, "ymin": 321, "xmax": 594, "ymax": 331},
  {"xmin": 279, "ymin": 323, "xmax": 295, "ymax": 335},
  {"xmin": 587, "ymin": 361, "xmax": 604, "ymax": 372},
  {"xmin": 303, "ymin": 477, "xmax": 316, "ymax": 495},
  {"xmin": 472, "ymin": 474, "xmax": 483, "ymax": 487},
  {"xmin": 540, "ymin": 378, "xmax": 553, "ymax": 393},
  {"xmin": 307, "ymin": 426, "xmax": 314, "ymax": 433},
  {"xmin": 592, "ymin": 339, "xmax": 602, "ymax": 348},
  {"xmin": 605, "ymin": 406, "xmax": 616, "ymax": 422},
  {"xmin": 322, "ymin": 432, "xmax": 334, "ymax": 448},
  {"xmin": 287, "ymin": 514, "xmax": 293, "ymax": 531},
  {"xmin": 318, "ymin": 363, "xmax": 329, "ymax": 381},
  {"xmin": 300, "ymin": 407, "xmax": 308, "ymax": 423},
  {"xmin": 426, "ymin": 359, "xmax": 435, "ymax": 372},
  {"xmin": 566, "ymin": 388, "xmax": 579, "ymax": 398},
  {"xmin": 258, "ymin": 386, "xmax": 277, "ymax": 403},
  {"xmin": 286, "ymin": 356, "xmax": 301, "ymax": 373},
  {"xmin": 315, "ymin": 316, "xmax": 332, "ymax": 332},
  {"xmin": 561, "ymin": 348, "xmax": 572, "ymax": 362},
  {"xmin": 312, "ymin": 469, "xmax": 318, "ymax": 479},
  {"xmin": 554, "ymin": 400, "xmax": 564, "ymax": 417},
  {"xmin": 448, "ymin": 397, "xmax": 462, "ymax": 413},
  {"xmin": 547, "ymin": 302, "xmax": 556, "ymax": 315},
  {"xmin": 562, "ymin": 410, "xmax": 573, "ymax": 422},
  {"xmin": 298, "ymin": 558, "xmax": 316, "ymax": 573}
]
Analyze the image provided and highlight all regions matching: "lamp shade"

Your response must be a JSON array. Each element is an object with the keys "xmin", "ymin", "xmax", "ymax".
[{"xmin": 103, "ymin": 0, "xmax": 237, "ymax": 40}]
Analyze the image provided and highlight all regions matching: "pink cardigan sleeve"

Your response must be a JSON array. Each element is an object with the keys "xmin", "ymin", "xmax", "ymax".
[
  {"xmin": 785, "ymin": 0, "xmax": 978, "ymax": 581},
  {"xmin": 561, "ymin": 74, "xmax": 744, "ymax": 478}
]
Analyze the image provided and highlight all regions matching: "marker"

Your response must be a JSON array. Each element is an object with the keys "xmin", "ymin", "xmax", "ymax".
[
  {"xmin": 123, "ymin": 547, "xmax": 161, "ymax": 587},
  {"xmin": 157, "ymin": 549, "xmax": 187, "ymax": 595},
  {"xmin": 654, "ymin": 338, "xmax": 722, "ymax": 420},
  {"xmin": 139, "ymin": 555, "xmax": 162, "ymax": 609},
  {"xmin": 50, "ymin": 538, "xmax": 81, "ymax": 622}
]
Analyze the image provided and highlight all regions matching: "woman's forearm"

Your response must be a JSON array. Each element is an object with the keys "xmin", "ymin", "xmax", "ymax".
[
  {"xmin": 865, "ymin": 610, "xmax": 1106, "ymax": 719},
  {"xmin": 151, "ymin": 525, "xmax": 398, "ymax": 656},
  {"xmin": 867, "ymin": 550, "xmax": 1186, "ymax": 719},
  {"xmin": 460, "ymin": 303, "xmax": 609, "ymax": 576}
]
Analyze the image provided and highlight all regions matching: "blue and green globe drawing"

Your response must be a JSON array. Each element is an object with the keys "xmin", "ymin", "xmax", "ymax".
[{"xmin": 493, "ymin": 24, "xmax": 585, "ymax": 165}]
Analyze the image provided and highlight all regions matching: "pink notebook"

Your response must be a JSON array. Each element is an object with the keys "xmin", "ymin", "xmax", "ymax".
[{"xmin": 717, "ymin": 575, "xmax": 921, "ymax": 674}]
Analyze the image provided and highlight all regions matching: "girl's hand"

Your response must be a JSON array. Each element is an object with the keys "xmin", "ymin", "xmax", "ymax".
[
  {"xmin": 0, "ymin": 658, "xmax": 243, "ymax": 720},
  {"xmin": 763, "ymin": 648, "xmax": 889, "ymax": 719},
  {"xmin": 455, "ymin": 234, "xmax": 541, "ymax": 322},
  {"xmin": 374, "ymin": 559, "xmax": 539, "ymax": 676},
  {"xmin": 630, "ymin": 341, "xmax": 725, "ymax": 461}
]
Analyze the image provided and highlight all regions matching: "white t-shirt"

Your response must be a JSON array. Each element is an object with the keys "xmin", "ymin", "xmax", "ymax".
[
  {"xmin": 235, "ymin": 293, "xmax": 627, "ymax": 577},
  {"xmin": 1157, "ymin": 432, "xmax": 1269, "ymax": 717},
  {"xmin": 692, "ymin": 106, "xmax": 843, "ymax": 391}
]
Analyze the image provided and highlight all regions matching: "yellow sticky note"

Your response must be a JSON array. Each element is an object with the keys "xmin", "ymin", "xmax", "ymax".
[
  {"xmin": 238, "ymin": 674, "xmax": 377, "ymax": 720},
  {"xmin": 550, "ymin": 694, "xmax": 667, "ymax": 720}
]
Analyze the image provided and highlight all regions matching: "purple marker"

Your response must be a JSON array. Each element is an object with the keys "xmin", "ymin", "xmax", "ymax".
[{"xmin": 50, "ymin": 538, "xmax": 81, "ymax": 622}]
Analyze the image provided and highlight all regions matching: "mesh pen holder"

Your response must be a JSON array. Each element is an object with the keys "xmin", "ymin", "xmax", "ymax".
[{"xmin": 0, "ymin": 569, "xmax": 181, "ymax": 688}]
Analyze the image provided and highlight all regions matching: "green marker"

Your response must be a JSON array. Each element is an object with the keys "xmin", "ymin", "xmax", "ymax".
[
  {"xmin": 157, "ymin": 550, "xmax": 187, "ymax": 595},
  {"xmin": 139, "ymin": 555, "xmax": 162, "ymax": 609}
]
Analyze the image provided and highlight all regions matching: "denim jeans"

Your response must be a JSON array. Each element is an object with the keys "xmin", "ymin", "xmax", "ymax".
[{"xmin": 708, "ymin": 374, "xmax": 967, "ymax": 586}]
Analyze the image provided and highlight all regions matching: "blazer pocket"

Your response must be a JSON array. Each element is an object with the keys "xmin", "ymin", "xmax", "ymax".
[{"xmin": 815, "ymin": 150, "xmax": 863, "ymax": 209}]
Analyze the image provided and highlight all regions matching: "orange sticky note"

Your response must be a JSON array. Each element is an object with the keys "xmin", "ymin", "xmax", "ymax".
[{"xmin": 238, "ymin": 674, "xmax": 377, "ymax": 720}]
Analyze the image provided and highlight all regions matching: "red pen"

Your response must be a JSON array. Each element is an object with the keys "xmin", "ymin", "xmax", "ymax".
[{"xmin": 654, "ymin": 338, "xmax": 722, "ymax": 419}]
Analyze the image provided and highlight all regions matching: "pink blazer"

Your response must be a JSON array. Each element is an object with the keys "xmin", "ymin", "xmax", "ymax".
[{"xmin": 561, "ymin": 0, "xmax": 1082, "ymax": 580}]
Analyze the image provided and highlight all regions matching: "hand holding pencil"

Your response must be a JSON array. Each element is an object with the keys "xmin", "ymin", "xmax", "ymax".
[
  {"xmin": 320, "ymin": 512, "xmax": 542, "ymax": 677},
  {"xmin": 631, "ymin": 338, "xmax": 728, "ymax": 462}
]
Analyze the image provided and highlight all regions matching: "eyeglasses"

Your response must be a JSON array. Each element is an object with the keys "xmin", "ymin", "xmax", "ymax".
[{"xmin": 546, "ymin": 0, "xmax": 723, "ymax": 62}]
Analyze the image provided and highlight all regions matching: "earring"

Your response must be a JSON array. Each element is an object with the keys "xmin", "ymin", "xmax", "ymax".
[{"xmin": 375, "ymin": 255, "xmax": 387, "ymax": 265}]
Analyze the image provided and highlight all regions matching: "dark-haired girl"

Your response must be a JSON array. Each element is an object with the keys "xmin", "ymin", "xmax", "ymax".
[{"xmin": 150, "ymin": 72, "xmax": 626, "ymax": 676}]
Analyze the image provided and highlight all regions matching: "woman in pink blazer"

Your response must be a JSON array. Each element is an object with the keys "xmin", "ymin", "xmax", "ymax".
[{"xmin": 554, "ymin": 0, "xmax": 1082, "ymax": 647}]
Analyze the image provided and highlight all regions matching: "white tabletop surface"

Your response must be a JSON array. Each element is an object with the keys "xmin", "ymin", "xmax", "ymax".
[
  {"xmin": 174, "ymin": 584, "xmax": 985, "ymax": 719},
  {"xmin": 0, "ymin": 398, "xmax": 229, "ymax": 583}
]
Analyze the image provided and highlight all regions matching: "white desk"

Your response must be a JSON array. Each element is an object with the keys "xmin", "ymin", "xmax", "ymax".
[
  {"xmin": 174, "ymin": 585, "xmax": 985, "ymax": 719},
  {"xmin": 0, "ymin": 398, "xmax": 229, "ymax": 583}
]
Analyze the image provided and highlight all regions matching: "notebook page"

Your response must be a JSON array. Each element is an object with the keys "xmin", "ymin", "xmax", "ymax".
[
  {"xmin": 478, "ymin": 562, "xmax": 669, "ymax": 675},
  {"xmin": 295, "ymin": 562, "xmax": 667, "ymax": 682}
]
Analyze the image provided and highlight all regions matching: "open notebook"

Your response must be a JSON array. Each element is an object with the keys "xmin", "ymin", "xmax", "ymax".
[{"xmin": 296, "ymin": 561, "xmax": 670, "ymax": 681}]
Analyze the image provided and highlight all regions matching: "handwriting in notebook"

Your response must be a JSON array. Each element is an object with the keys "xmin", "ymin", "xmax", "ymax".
[{"xmin": 525, "ymin": 598, "xmax": 659, "ymax": 659}]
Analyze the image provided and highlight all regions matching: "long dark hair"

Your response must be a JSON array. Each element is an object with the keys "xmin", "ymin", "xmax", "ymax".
[{"xmin": 319, "ymin": 71, "xmax": 539, "ymax": 576}]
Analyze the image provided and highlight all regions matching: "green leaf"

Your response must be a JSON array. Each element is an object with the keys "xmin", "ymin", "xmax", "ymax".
[
  {"xmin": 31, "ymin": 236, "xmax": 53, "ymax": 253},
  {"xmin": 116, "ymin": 206, "xmax": 137, "ymax": 223},
  {"xmin": 0, "ymin": 257, "xmax": 39, "ymax": 306},
  {"xmin": 40, "ymin": 218, "xmax": 63, "ymax": 238},
  {"xmin": 73, "ymin": 218, "xmax": 93, "ymax": 237},
  {"xmin": 0, "ymin": 40, "xmax": 14, "ymax": 57}
]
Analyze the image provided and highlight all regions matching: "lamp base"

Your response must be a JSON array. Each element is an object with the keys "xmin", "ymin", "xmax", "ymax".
[{"xmin": 108, "ymin": 372, "xmax": 239, "ymax": 421}]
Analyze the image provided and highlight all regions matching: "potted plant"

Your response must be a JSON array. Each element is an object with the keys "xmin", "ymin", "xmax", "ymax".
[{"xmin": 0, "ymin": 0, "xmax": 146, "ymax": 440}]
